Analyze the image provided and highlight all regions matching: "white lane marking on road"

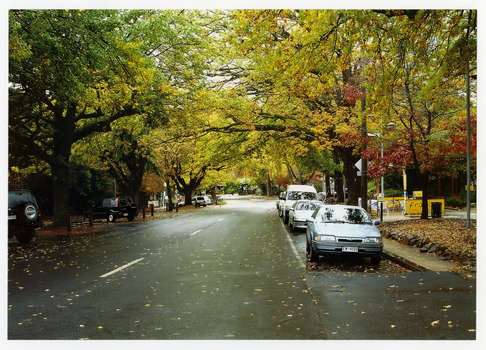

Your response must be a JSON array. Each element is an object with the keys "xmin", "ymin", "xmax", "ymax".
[
  {"xmin": 100, "ymin": 258, "xmax": 145, "ymax": 278},
  {"xmin": 218, "ymin": 218, "xmax": 224, "ymax": 222},
  {"xmin": 280, "ymin": 219, "xmax": 306, "ymax": 269},
  {"xmin": 190, "ymin": 229, "xmax": 202, "ymax": 236}
]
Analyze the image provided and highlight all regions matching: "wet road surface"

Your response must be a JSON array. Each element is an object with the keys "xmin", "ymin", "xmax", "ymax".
[{"xmin": 8, "ymin": 199, "xmax": 476, "ymax": 340}]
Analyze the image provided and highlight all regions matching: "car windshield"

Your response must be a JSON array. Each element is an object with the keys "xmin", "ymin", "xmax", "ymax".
[
  {"xmin": 288, "ymin": 191, "xmax": 317, "ymax": 200},
  {"xmin": 319, "ymin": 207, "xmax": 372, "ymax": 225},
  {"xmin": 296, "ymin": 201, "xmax": 320, "ymax": 211}
]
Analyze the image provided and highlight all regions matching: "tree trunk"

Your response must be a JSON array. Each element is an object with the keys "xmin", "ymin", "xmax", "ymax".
[
  {"xmin": 166, "ymin": 179, "xmax": 173, "ymax": 211},
  {"xmin": 335, "ymin": 148, "xmax": 360, "ymax": 205},
  {"xmin": 287, "ymin": 165, "xmax": 296, "ymax": 184},
  {"xmin": 51, "ymin": 110, "xmax": 75, "ymax": 227},
  {"xmin": 334, "ymin": 173, "xmax": 344, "ymax": 202},
  {"xmin": 420, "ymin": 170, "xmax": 430, "ymax": 220},
  {"xmin": 325, "ymin": 175, "xmax": 332, "ymax": 197},
  {"xmin": 209, "ymin": 187, "xmax": 218, "ymax": 204},
  {"xmin": 51, "ymin": 161, "xmax": 70, "ymax": 227},
  {"xmin": 344, "ymin": 160, "xmax": 360, "ymax": 205},
  {"xmin": 184, "ymin": 190, "xmax": 193, "ymax": 207},
  {"xmin": 266, "ymin": 169, "xmax": 272, "ymax": 196}
]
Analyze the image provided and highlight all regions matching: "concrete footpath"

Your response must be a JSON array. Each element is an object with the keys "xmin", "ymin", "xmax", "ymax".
[
  {"xmin": 382, "ymin": 237, "xmax": 458, "ymax": 272},
  {"xmin": 378, "ymin": 208, "xmax": 476, "ymax": 274}
]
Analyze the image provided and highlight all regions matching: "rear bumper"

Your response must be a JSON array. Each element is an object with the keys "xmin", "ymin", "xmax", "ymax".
[{"xmin": 292, "ymin": 220, "xmax": 308, "ymax": 229}]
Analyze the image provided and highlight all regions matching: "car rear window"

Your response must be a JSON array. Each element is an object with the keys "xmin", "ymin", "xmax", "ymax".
[
  {"xmin": 8, "ymin": 192, "xmax": 38, "ymax": 208},
  {"xmin": 103, "ymin": 199, "xmax": 115, "ymax": 206},
  {"xmin": 118, "ymin": 198, "xmax": 131, "ymax": 206},
  {"xmin": 288, "ymin": 191, "xmax": 317, "ymax": 200}
]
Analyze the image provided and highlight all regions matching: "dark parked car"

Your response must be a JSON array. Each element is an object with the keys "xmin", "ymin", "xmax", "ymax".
[
  {"xmin": 8, "ymin": 189, "xmax": 42, "ymax": 245},
  {"xmin": 91, "ymin": 197, "xmax": 137, "ymax": 222}
]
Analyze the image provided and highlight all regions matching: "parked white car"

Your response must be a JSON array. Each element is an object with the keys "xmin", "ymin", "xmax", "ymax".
[
  {"xmin": 288, "ymin": 200, "xmax": 323, "ymax": 232},
  {"xmin": 192, "ymin": 195, "xmax": 212, "ymax": 207},
  {"xmin": 276, "ymin": 191, "xmax": 286, "ymax": 216},
  {"xmin": 281, "ymin": 185, "xmax": 318, "ymax": 224},
  {"xmin": 306, "ymin": 205, "xmax": 382, "ymax": 264}
]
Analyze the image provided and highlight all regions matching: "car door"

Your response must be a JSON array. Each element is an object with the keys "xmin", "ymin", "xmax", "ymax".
[{"xmin": 92, "ymin": 201, "xmax": 104, "ymax": 219}]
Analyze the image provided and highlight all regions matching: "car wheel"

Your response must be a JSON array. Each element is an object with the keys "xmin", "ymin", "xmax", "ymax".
[
  {"xmin": 16, "ymin": 228, "xmax": 34, "ymax": 245},
  {"xmin": 289, "ymin": 219, "xmax": 295, "ymax": 232},
  {"xmin": 107, "ymin": 212, "xmax": 116, "ymax": 222},
  {"xmin": 370, "ymin": 254, "xmax": 381, "ymax": 265},
  {"xmin": 309, "ymin": 242, "xmax": 319, "ymax": 262},
  {"xmin": 306, "ymin": 238, "xmax": 310, "ymax": 254}
]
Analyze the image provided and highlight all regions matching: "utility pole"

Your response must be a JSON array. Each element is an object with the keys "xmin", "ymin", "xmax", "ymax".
[
  {"xmin": 360, "ymin": 87, "xmax": 368, "ymax": 211},
  {"xmin": 466, "ymin": 10, "xmax": 473, "ymax": 229},
  {"xmin": 466, "ymin": 60, "xmax": 471, "ymax": 228}
]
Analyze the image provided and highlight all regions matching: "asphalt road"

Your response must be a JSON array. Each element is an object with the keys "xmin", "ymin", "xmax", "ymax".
[{"xmin": 7, "ymin": 199, "xmax": 476, "ymax": 341}]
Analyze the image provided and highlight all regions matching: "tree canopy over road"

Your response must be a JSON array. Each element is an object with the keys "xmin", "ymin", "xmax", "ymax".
[{"xmin": 9, "ymin": 9, "xmax": 477, "ymax": 225}]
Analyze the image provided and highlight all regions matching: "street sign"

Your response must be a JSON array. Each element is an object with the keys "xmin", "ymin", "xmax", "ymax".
[{"xmin": 355, "ymin": 159, "xmax": 370, "ymax": 173}]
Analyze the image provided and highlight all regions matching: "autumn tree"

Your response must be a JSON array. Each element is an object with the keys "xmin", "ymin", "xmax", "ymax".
[
  {"xmin": 151, "ymin": 92, "xmax": 256, "ymax": 206},
  {"xmin": 9, "ymin": 10, "xmax": 219, "ymax": 224},
  {"xmin": 363, "ymin": 10, "xmax": 477, "ymax": 218},
  {"xmin": 215, "ymin": 10, "xmax": 370, "ymax": 204},
  {"xmin": 72, "ymin": 115, "xmax": 153, "ymax": 206},
  {"xmin": 9, "ymin": 10, "xmax": 160, "ymax": 225},
  {"xmin": 218, "ymin": 10, "xmax": 476, "ymax": 211}
]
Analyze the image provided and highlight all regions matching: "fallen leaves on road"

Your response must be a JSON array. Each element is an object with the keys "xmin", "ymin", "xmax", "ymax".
[{"xmin": 307, "ymin": 256, "xmax": 410, "ymax": 274}]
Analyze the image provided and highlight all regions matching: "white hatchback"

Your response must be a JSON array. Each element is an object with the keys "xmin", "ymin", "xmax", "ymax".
[
  {"xmin": 288, "ymin": 200, "xmax": 323, "ymax": 232},
  {"xmin": 192, "ymin": 195, "xmax": 212, "ymax": 207}
]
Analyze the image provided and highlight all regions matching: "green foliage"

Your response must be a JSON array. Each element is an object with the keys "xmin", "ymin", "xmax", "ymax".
[{"xmin": 9, "ymin": 9, "xmax": 477, "ymax": 219}]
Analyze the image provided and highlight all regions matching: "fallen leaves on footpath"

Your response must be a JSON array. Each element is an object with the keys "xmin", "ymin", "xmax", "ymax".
[{"xmin": 380, "ymin": 218, "xmax": 476, "ymax": 256}]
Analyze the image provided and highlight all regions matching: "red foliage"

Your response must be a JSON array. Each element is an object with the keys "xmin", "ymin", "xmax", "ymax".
[
  {"xmin": 343, "ymin": 83, "xmax": 365, "ymax": 105},
  {"xmin": 445, "ymin": 114, "xmax": 477, "ymax": 156},
  {"xmin": 276, "ymin": 175, "xmax": 291, "ymax": 187},
  {"xmin": 362, "ymin": 114, "xmax": 476, "ymax": 178},
  {"xmin": 363, "ymin": 146, "xmax": 413, "ymax": 179}
]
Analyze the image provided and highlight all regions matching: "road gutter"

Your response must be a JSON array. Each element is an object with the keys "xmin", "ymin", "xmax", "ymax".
[{"xmin": 381, "ymin": 250, "xmax": 428, "ymax": 272}]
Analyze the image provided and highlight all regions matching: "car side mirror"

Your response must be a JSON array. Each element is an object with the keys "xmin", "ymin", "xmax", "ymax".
[{"xmin": 373, "ymin": 219, "xmax": 381, "ymax": 226}]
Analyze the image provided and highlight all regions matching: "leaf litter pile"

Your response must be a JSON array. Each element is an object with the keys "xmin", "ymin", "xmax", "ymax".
[{"xmin": 381, "ymin": 218, "xmax": 476, "ymax": 257}]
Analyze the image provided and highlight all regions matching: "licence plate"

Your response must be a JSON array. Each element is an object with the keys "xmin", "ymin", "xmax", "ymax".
[{"xmin": 342, "ymin": 246, "xmax": 358, "ymax": 253}]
